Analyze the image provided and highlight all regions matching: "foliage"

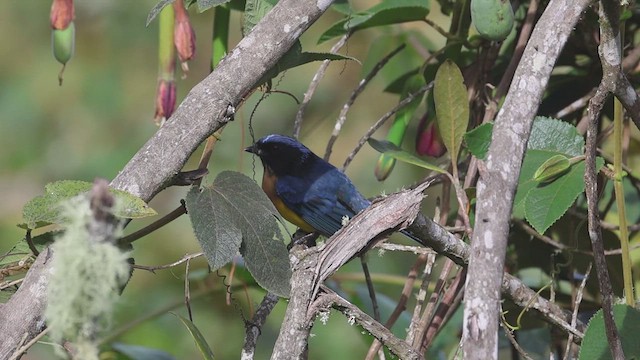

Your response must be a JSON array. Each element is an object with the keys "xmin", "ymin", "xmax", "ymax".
[
  {"xmin": 185, "ymin": 171, "xmax": 291, "ymax": 297},
  {"xmin": 2, "ymin": 0, "xmax": 640, "ymax": 358},
  {"xmin": 579, "ymin": 304, "xmax": 640, "ymax": 360}
]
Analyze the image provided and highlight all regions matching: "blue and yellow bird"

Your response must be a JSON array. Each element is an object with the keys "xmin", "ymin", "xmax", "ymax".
[{"xmin": 245, "ymin": 134, "xmax": 424, "ymax": 245}]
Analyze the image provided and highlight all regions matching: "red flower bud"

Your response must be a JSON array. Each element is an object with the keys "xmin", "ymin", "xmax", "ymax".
[
  {"xmin": 416, "ymin": 116, "xmax": 446, "ymax": 158},
  {"xmin": 154, "ymin": 79, "xmax": 177, "ymax": 125},
  {"xmin": 50, "ymin": 0, "xmax": 74, "ymax": 30},
  {"xmin": 174, "ymin": 0, "xmax": 196, "ymax": 73}
]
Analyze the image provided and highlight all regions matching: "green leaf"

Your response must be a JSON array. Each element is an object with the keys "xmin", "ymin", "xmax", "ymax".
[
  {"xmin": 186, "ymin": 171, "xmax": 291, "ymax": 297},
  {"xmin": 243, "ymin": 0, "xmax": 278, "ymax": 35},
  {"xmin": 0, "ymin": 232, "xmax": 56, "ymax": 269},
  {"xmin": 172, "ymin": 313, "xmax": 215, "ymax": 360},
  {"xmin": 528, "ymin": 116, "xmax": 584, "ymax": 156},
  {"xmin": 196, "ymin": 0, "xmax": 233, "ymax": 12},
  {"xmin": 368, "ymin": 138, "xmax": 447, "ymax": 174},
  {"xmin": 318, "ymin": 0, "xmax": 430, "ymax": 43},
  {"xmin": 257, "ymin": 40, "xmax": 357, "ymax": 86},
  {"xmin": 112, "ymin": 343, "xmax": 178, "ymax": 360},
  {"xmin": 20, "ymin": 180, "xmax": 156, "ymax": 230},
  {"xmin": 434, "ymin": 60, "xmax": 469, "ymax": 163},
  {"xmin": 523, "ymin": 152, "xmax": 604, "ymax": 233},
  {"xmin": 146, "ymin": 0, "xmax": 176, "ymax": 27},
  {"xmin": 463, "ymin": 122, "xmax": 493, "ymax": 160},
  {"xmin": 579, "ymin": 304, "xmax": 640, "ymax": 360},
  {"xmin": 533, "ymin": 154, "xmax": 571, "ymax": 183}
]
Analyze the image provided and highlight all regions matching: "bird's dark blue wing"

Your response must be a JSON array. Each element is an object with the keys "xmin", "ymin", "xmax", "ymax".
[{"xmin": 276, "ymin": 168, "xmax": 370, "ymax": 236}]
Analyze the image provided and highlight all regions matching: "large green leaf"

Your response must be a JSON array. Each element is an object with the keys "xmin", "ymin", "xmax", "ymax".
[
  {"xmin": 318, "ymin": 0, "xmax": 430, "ymax": 43},
  {"xmin": 434, "ymin": 60, "xmax": 469, "ymax": 164},
  {"xmin": 519, "ymin": 151, "xmax": 603, "ymax": 233},
  {"xmin": 528, "ymin": 116, "xmax": 584, "ymax": 156},
  {"xmin": 173, "ymin": 313, "xmax": 215, "ymax": 360},
  {"xmin": 368, "ymin": 138, "xmax": 447, "ymax": 174},
  {"xmin": 186, "ymin": 171, "xmax": 291, "ymax": 297},
  {"xmin": 463, "ymin": 122, "xmax": 493, "ymax": 160},
  {"xmin": 20, "ymin": 180, "xmax": 156, "ymax": 230},
  {"xmin": 579, "ymin": 304, "xmax": 640, "ymax": 360}
]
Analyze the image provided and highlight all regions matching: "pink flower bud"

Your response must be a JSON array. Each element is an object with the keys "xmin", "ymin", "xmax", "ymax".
[
  {"xmin": 154, "ymin": 79, "xmax": 176, "ymax": 125},
  {"xmin": 50, "ymin": 0, "xmax": 74, "ymax": 30},
  {"xmin": 416, "ymin": 116, "xmax": 446, "ymax": 158},
  {"xmin": 174, "ymin": 0, "xmax": 196, "ymax": 73}
]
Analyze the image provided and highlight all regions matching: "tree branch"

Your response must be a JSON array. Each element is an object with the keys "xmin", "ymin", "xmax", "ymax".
[
  {"xmin": 462, "ymin": 0, "xmax": 595, "ymax": 357},
  {"xmin": 0, "ymin": 0, "xmax": 335, "ymax": 355}
]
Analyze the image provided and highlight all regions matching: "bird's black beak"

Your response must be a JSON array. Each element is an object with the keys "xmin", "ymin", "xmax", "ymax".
[{"xmin": 244, "ymin": 144, "xmax": 258, "ymax": 155}]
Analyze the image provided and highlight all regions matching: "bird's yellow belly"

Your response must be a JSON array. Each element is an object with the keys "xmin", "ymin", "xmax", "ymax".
[{"xmin": 262, "ymin": 171, "xmax": 315, "ymax": 233}]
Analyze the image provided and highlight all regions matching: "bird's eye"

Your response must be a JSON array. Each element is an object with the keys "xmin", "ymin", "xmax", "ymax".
[{"xmin": 272, "ymin": 144, "xmax": 279, "ymax": 151}]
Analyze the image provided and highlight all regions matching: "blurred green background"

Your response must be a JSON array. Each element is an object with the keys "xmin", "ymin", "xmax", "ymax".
[{"xmin": 1, "ymin": 1, "xmax": 455, "ymax": 359}]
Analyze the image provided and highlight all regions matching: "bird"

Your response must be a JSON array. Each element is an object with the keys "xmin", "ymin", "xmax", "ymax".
[{"xmin": 245, "ymin": 134, "xmax": 425, "ymax": 245}]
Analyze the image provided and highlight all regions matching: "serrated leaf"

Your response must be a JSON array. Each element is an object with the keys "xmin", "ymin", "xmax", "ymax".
[
  {"xmin": 186, "ymin": 171, "xmax": 290, "ymax": 297},
  {"xmin": 368, "ymin": 138, "xmax": 447, "ymax": 174},
  {"xmin": 20, "ymin": 180, "xmax": 155, "ymax": 230},
  {"xmin": 0, "ymin": 232, "xmax": 56, "ymax": 268},
  {"xmin": 528, "ymin": 117, "xmax": 584, "ymax": 156},
  {"xmin": 186, "ymin": 187, "xmax": 243, "ymax": 270},
  {"xmin": 463, "ymin": 122, "xmax": 493, "ymax": 160},
  {"xmin": 112, "ymin": 343, "xmax": 178, "ymax": 360},
  {"xmin": 318, "ymin": 0, "xmax": 430, "ymax": 43},
  {"xmin": 196, "ymin": 0, "xmax": 233, "ymax": 12},
  {"xmin": 146, "ymin": 0, "xmax": 176, "ymax": 27},
  {"xmin": 434, "ymin": 60, "xmax": 469, "ymax": 164},
  {"xmin": 524, "ymin": 154, "xmax": 604, "ymax": 233},
  {"xmin": 172, "ymin": 313, "xmax": 215, "ymax": 360},
  {"xmin": 257, "ymin": 40, "xmax": 357, "ymax": 86},
  {"xmin": 533, "ymin": 154, "xmax": 571, "ymax": 183},
  {"xmin": 579, "ymin": 304, "xmax": 640, "ymax": 360},
  {"xmin": 243, "ymin": 0, "xmax": 278, "ymax": 35}
]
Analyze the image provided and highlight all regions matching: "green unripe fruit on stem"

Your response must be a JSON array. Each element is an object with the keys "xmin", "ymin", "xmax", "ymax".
[
  {"xmin": 52, "ymin": 21, "xmax": 75, "ymax": 65},
  {"xmin": 471, "ymin": 0, "xmax": 514, "ymax": 41}
]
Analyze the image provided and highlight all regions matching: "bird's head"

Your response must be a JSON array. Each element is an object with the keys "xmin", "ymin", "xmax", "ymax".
[{"xmin": 245, "ymin": 134, "xmax": 315, "ymax": 177}]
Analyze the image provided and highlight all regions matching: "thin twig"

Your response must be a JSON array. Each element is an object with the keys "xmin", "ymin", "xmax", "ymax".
[
  {"xmin": 8, "ymin": 327, "xmax": 50, "ymax": 360},
  {"xmin": 499, "ymin": 316, "xmax": 534, "ymax": 360},
  {"xmin": 342, "ymin": 82, "xmax": 434, "ymax": 170},
  {"xmin": 184, "ymin": 256, "xmax": 193, "ymax": 322},
  {"xmin": 319, "ymin": 288, "xmax": 423, "ymax": 360},
  {"xmin": 365, "ymin": 253, "xmax": 429, "ymax": 359},
  {"xmin": 0, "ymin": 278, "xmax": 24, "ymax": 291},
  {"xmin": 131, "ymin": 252, "xmax": 204, "ymax": 273},
  {"xmin": 242, "ymin": 292, "xmax": 280, "ymax": 360},
  {"xmin": 360, "ymin": 256, "xmax": 381, "ymax": 321},
  {"xmin": 515, "ymin": 218, "xmax": 640, "ymax": 256},
  {"xmin": 585, "ymin": 82, "xmax": 625, "ymax": 358},
  {"xmin": 118, "ymin": 201, "xmax": 188, "ymax": 245},
  {"xmin": 324, "ymin": 44, "xmax": 406, "ymax": 161},
  {"xmin": 563, "ymin": 263, "xmax": 592, "ymax": 360},
  {"xmin": 294, "ymin": 33, "xmax": 351, "ymax": 139}
]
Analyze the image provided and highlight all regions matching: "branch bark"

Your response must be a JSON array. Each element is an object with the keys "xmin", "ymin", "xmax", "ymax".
[
  {"xmin": 462, "ymin": 0, "xmax": 595, "ymax": 358},
  {"xmin": 0, "ymin": 0, "xmax": 334, "ymax": 356},
  {"xmin": 271, "ymin": 184, "xmax": 428, "ymax": 359}
]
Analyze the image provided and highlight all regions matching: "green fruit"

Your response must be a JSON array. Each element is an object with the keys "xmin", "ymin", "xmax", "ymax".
[
  {"xmin": 52, "ymin": 21, "xmax": 75, "ymax": 65},
  {"xmin": 533, "ymin": 154, "xmax": 571, "ymax": 183},
  {"xmin": 471, "ymin": 0, "xmax": 514, "ymax": 41}
]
